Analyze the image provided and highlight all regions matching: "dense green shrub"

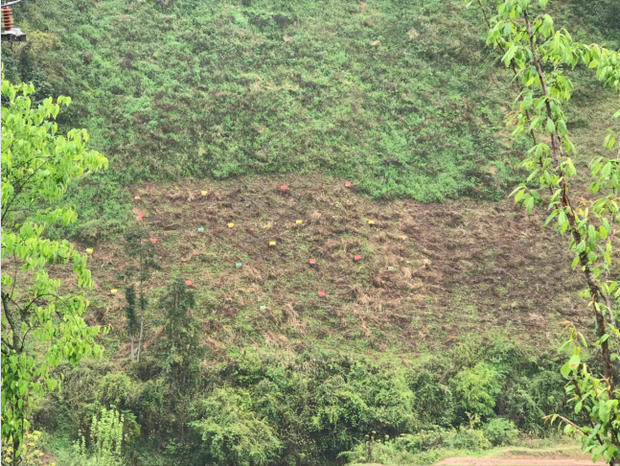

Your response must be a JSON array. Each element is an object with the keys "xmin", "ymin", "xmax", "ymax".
[
  {"xmin": 452, "ymin": 363, "xmax": 502, "ymax": 419},
  {"xmin": 483, "ymin": 418, "xmax": 518, "ymax": 446},
  {"xmin": 190, "ymin": 388, "xmax": 282, "ymax": 466},
  {"xmin": 37, "ymin": 335, "xmax": 569, "ymax": 464}
]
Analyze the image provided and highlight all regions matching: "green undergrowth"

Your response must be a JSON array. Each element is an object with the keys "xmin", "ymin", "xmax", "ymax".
[{"xmin": 32, "ymin": 331, "xmax": 580, "ymax": 465}]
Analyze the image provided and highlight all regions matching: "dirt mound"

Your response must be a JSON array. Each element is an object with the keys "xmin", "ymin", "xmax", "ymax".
[{"xmin": 83, "ymin": 174, "xmax": 586, "ymax": 356}]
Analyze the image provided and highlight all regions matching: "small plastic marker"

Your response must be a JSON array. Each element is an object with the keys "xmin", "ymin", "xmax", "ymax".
[
  {"xmin": 227, "ymin": 222, "xmax": 234, "ymax": 228},
  {"xmin": 137, "ymin": 211, "xmax": 145, "ymax": 219},
  {"xmin": 259, "ymin": 305, "xmax": 266, "ymax": 311},
  {"xmin": 198, "ymin": 227, "xmax": 205, "ymax": 232},
  {"xmin": 295, "ymin": 219, "xmax": 303, "ymax": 225},
  {"xmin": 235, "ymin": 263, "xmax": 243, "ymax": 268},
  {"xmin": 185, "ymin": 280, "xmax": 193, "ymax": 286},
  {"xmin": 344, "ymin": 181, "xmax": 352, "ymax": 187},
  {"xmin": 149, "ymin": 238, "xmax": 158, "ymax": 244},
  {"xmin": 280, "ymin": 185, "xmax": 288, "ymax": 191},
  {"xmin": 308, "ymin": 258, "xmax": 317, "ymax": 265},
  {"xmin": 354, "ymin": 255, "xmax": 361, "ymax": 261},
  {"xmin": 85, "ymin": 248, "xmax": 94, "ymax": 255},
  {"xmin": 269, "ymin": 241, "xmax": 276, "ymax": 247},
  {"xmin": 110, "ymin": 289, "xmax": 118, "ymax": 295},
  {"xmin": 368, "ymin": 220, "xmax": 375, "ymax": 225},
  {"xmin": 134, "ymin": 195, "xmax": 141, "ymax": 200},
  {"xmin": 387, "ymin": 266, "xmax": 395, "ymax": 271},
  {"xmin": 201, "ymin": 190, "xmax": 208, "ymax": 196},
  {"xmin": 318, "ymin": 290, "xmax": 326, "ymax": 297}
]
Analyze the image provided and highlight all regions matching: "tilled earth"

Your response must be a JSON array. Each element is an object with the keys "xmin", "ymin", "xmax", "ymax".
[{"xmin": 79, "ymin": 174, "xmax": 589, "ymax": 357}]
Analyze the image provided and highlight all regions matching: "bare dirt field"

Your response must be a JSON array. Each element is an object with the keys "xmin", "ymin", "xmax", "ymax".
[
  {"xmin": 437, "ymin": 454, "xmax": 604, "ymax": 465},
  {"xmin": 75, "ymin": 173, "xmax": 588, "ymax": 355}
]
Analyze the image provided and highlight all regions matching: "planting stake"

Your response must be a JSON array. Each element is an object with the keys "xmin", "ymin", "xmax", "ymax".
[
  {"xmin": 227, "ymin": 222, "xmax": 234, "ymax": 228},
  {"xmin": 198, "ymin": 227, "xmax": 205, "ymax": 232},
  {"xmin": 85, "ymin": 248, "xmax": 94, "ymax": 255},
  {"xmin": 185, "ymin": 280, "xmax": 193, "ymax": 286},
  {"xmin": 110, "ymin": 289, "xmax": 118, "ymax": 295},
  {"xmin": 317, "ymin": 290, "xmax": 326, "ymax": 297},
  {"xmin": 269, "ymin": 241, "xmax": 276, "ymax": 247},
  {"xmin": 149, "ymin": 238, "xmax": 158, "ymax": 244}
]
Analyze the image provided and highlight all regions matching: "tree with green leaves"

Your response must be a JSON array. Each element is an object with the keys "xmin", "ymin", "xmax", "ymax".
[
  {"xmin": 122, "ymin": 226, "xmax": 160, "ymax": 362},
  {"xmin": 124, "ymin": 285, "xmax": 138, "ymax": 362},
  {"xmin": 158, "ymin": 276, "xmax": 203, "ymax": 393},
  {"xmin": 155, "ymin": 276, "xmax": 204, "ymax": 441},
  {"xmin": 1, "ymin": 78, "xmax": 108, "ymax": 464},
  {"xmin": 470, "ymin": 0, "xmax": 620, "ymax": 463}
]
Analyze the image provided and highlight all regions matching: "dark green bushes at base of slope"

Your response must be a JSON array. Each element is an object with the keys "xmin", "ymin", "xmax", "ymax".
[{"xmin": 35, "ymin": 334, "xmax": 575, "ymax": 465}]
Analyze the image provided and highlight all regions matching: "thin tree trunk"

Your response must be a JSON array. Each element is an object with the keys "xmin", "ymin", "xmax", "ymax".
[
  {"xmin": 130, "ymin": 335, "xmax": 134, "ymax": 362},
  {"xmin": 137, "ymin": 316, "xmax": 144, "ymax": 362}
]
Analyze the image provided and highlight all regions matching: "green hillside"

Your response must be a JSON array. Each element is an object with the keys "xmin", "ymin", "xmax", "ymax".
[
  {"xmin": 1, "ymin": 0, "xmax": 615, "ymax": 240},
  {"xmin": 2, "ymin": 0, "xmax": 619, "ymax": 465}
]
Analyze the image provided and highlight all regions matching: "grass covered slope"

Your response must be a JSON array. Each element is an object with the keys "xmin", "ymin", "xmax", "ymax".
[
  {"xmin": 3, "ymin": 0, "xmax": 617, "ymax": 240},
  {"xmin": 6, "ymin": 0, "xmax": 517, "ymax": 203}
]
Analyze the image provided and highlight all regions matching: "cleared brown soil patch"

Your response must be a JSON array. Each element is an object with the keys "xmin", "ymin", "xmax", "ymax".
[
  {"xmin": 437, "ymin": 455, "xmax": 603, "ymax": 466},
  {"xmin": 81, "ymin": 173, "xmax": 587, "ymax": 356}
]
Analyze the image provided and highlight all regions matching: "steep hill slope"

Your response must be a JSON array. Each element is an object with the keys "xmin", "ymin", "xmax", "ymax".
[
  {"xmin": 37, "ymin": 173, "xmax": 587, "ymax": 464},
  {"xmin": 83, "ymin": 174, "xmax": 585, "ymax": 357},
  {"xmin": 2, "ymin": 0, "xmax": 618, "ymax": 239}
]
